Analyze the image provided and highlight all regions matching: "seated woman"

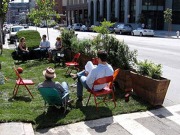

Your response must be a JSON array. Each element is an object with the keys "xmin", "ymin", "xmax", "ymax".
[
  {"xmin": 48, "ymin": 37, "xmax": 63, "ymax": 62},
  {"xmin": 18, "ymin": 37, "xmax": 29, "ymax": 61}
]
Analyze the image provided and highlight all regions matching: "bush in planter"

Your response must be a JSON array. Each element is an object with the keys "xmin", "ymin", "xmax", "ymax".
[
  {"xmin": 137, "ymin": 60, "xmax": 162, "ymax": 79},
  {"xmin": 60, "ymin": 29, "xmax": 77, "ymax": 49},
  {"xmin": 107, "ymin": 36, "xmax": 138, "ymax": 70},
  {"xmin": 17, "ymin": 30, "xmax": 41, "ymax": 49},
  {"xmin": 131, "ymin": 60, "xmax": 170, "ymax": 106}
]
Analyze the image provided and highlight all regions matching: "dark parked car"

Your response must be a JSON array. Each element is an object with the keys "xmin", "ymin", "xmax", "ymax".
[{"xmin": 114, "ymin": 24, "xmax": 133, "ymax": 35}]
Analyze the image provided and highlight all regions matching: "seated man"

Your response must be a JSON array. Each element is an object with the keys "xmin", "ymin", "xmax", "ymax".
[
  {"xmin": 76, "ymin": 50, "xmax": 114, "ymax": 102},
  {"xmin": 38, "ymin": 67, "xmax": 72, "ymax": 103},
  {"xmin": 34, "ymin": 34, "xmax": 50, "ymax": 59}
]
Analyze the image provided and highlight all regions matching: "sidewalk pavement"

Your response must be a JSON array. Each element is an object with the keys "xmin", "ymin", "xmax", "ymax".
[
  {"xmin": 154, "ymin": 30, "xmax": 177, "ymax": 39},
  {"xmin": 1, "ymin": 104, "xmax": 180, "ymax": 135}
]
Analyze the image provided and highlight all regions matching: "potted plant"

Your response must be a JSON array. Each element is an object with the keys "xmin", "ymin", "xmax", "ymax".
[{"xmin": 131, "ymin": 60, "xmax": 170, "ymax": 106}]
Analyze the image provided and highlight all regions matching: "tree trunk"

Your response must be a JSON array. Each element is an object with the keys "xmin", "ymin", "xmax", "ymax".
[
  {"xmin": 46, "ymin": 19, "xmax": 49, "ymax": 40},
  {"xmin": 0, "ymin": 17, "xmax": 3, "ymax": 54}
]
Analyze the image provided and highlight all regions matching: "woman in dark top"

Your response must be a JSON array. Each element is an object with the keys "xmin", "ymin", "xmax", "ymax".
[{"xmin": 18, "ymin": 37, "xmax": 29, "ymax": 61}]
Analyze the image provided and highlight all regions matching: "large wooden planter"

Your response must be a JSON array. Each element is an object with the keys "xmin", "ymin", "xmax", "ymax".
[
  {"xmin": 78, "ymin": 53, "xmax": 92, "ymax": 70},
  {"xmin": 115, "ymin": 69, "xmax": 133, "ymax": 91},
  {"xmin": 130, "ymin": 72, "xmax": 170, "ymax": 106}
]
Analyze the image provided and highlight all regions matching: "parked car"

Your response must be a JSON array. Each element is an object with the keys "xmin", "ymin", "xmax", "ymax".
[
  {"xmin": 80, "ymin": 25, "xmax": 89, "ymax": 31},
  {"xmin": 131, "ymin": 28, "xmax": 154, "ymax": 36},
  {"xmin": 114, "ymin": 24, "xmax": 133, "ymax": 35},
  {"xmin": 66, "ymin": 25, "xmax": 72, "ymax": 30},
  {"xmin": 8, "ymin": 25, "xmax": 24, "ymax": 44},
  {"xmin": 53, "ymin": 24, "xmax": 60, "ymax": 30},
  {"xmin": 72, "ymin": 23, "xmax": 82, "ymax": 31}
]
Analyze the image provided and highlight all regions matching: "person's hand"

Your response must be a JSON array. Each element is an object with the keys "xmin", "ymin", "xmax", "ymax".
[{"xmin": 85, "ymin": 71, "xmax": 89, "ymax": 76}]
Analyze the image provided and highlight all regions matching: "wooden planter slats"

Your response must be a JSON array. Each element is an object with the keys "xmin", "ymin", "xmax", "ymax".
[{"xmin": 130, "ymin": 71, "xmax": 170, "ymax": 106}]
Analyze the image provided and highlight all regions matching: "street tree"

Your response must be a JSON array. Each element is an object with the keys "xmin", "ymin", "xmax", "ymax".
[
  {"xmin": 0, "ymin": 0, "xmax": 9, "ymax": 54},
  {"xmin": 29, "ymin": 0, "xmax": 60, "ymax": 39},
  {"xmin": 164, "ymin": 8, "xmax": 172, "ymax": 36}
]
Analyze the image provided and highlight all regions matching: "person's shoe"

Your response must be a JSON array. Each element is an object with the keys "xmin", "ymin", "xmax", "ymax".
[
  {"xmin": 70, "ymin": 83, "xmax": 77, "ymax": 87},
  {"xmin": 70, "ymin": 73, "xmax": 78, "ymax": 80}
]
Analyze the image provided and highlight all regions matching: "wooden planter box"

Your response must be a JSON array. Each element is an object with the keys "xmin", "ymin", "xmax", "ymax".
[
  {"xmin": 78, "ymin": 53, "xmax": 92, "ymax": 70},
  {"xmin": 130, "ymin": 72, "xmax": 170, "ymax": 106},
  {"xmin": 115, "ymin": 69, "xmax": 133, "ymax": 91}
]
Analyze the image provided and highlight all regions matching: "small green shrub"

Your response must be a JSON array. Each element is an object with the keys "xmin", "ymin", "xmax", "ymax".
[
  {"xmin": 71, "ymin": 38, "xmax": 95, "ymax": 57},
  {"xmin": 17, "ymin": 30, "xmax": 41, "ymax": 49},
  {"xmin": 107, "ymin": 36, "xmax": 137, "ymax": 70},
  {"xmin": 137, "ymin": 60, "xmax": 162, "ymax": 79},
  {"xmin": 60, "ymin": 29, "xmax": 77, "ymax": 48}
]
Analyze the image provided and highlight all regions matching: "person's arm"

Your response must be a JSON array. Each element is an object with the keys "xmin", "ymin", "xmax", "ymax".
[{"xmin": 19, "ymin": 43, "xmax": 27, "ymax": 52}]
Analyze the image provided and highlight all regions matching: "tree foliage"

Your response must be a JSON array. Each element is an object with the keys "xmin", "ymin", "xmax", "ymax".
[
  {"xmin": 0, "ymin": 0, "xmax": 9, "ymax": 19},
  {"xmin": 164, "ymin": 8, "xmax": 172, "ymax": 34},
  {"xmin": 29, "ymin": 0, "xmax": 60, "ymax": 26},
  {"xmin": 93, "ymin": 19, "xmax": 114, "ymax": 35},
  {"xmin": 164, "ymin": 8, "xmax": 172, "ymax": 24}
]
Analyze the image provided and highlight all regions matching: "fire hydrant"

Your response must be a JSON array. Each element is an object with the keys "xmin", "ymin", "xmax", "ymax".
[{"xmin": 176, "ymin": 31, "xmax": 179, "ymax": 38}]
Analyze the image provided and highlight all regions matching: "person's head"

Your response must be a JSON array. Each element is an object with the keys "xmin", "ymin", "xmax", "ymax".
[
  {"xmin": 97, "ymin": 50, "xmax": 108, "ymax": 62},
  {"xmin": 19, "ymin": 37, "xmax": 25, "ymax": 43},
  {"xmin": 42, "ymin": 35, "xmax": 47, "ymax": 41},
  {"xmin": 56, "ymin": 37, "xmax": 61, "ymax": 41},
  {"xmin": 43, "ymin": 67, "xmax": 56, "ymax": 80}
]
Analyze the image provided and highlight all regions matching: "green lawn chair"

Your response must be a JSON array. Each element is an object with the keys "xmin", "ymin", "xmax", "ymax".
[{"xmin": 38, "ymin": 87, "xmax": 69, "ymax": 113}]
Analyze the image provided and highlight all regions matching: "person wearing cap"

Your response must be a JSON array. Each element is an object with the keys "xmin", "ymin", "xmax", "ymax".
[
  {"xmin": 37, "ymin": 67, "xmax": 71, "ymax": 102},
  {"xmin": 76, "ymin": 50, "xmax": 114, "ymax": 102},
  {"xmin": 48, "ymin": 37, "xmax": 63, "ymax": 62}
]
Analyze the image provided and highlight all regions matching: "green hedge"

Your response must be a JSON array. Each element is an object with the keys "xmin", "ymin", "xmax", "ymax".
[{"xmin": 17, "ymin": 30, "xmax": 41, "ymax": 49}]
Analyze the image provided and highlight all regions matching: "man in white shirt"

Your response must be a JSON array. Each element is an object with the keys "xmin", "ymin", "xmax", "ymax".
[
  {"xmin": 76, "ymin": 50, "xmax": 114, "ymax": 102},
  {"xmin": 39, "ymin": 34, "xmax": 50, "ymax": 59}
]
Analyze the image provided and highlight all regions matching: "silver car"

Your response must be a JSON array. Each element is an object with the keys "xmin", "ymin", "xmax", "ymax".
[
  {"xmin": 72, "ymin": 23, "xmax": 82, "ymax": 31},
  {"xmin": 114, "ymin": 24, "xmax": 133, "ymax": 35}
]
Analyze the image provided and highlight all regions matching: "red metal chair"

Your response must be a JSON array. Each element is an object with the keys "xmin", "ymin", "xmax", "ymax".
[
  {"xmin": 13, "ymin": 67, "xmax": 35, "ymax": 98},
  {"xmin": 86, "ymin": 76, "xmax": 116, "ymax": 110},
  {"xmin": 65, "ymin": 53, "xmax": 81, "ymax": 74}
]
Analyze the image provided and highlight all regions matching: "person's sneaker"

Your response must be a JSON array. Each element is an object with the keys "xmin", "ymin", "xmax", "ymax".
[
  {"xmin": 70, "ymin": 83, "xmax": 77, "ymax": 87},
  {"xmin": 70, "ymin": 73, "xmax": 78, "ymax": 80}
]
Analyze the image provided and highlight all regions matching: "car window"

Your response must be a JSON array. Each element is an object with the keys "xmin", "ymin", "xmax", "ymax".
[{"xmin": 11, "ymin": 27, "xmax": 23, "ymax": 32}]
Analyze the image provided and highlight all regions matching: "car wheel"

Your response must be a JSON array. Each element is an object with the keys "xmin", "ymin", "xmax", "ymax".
[
  {"xmin": 140, "ymin": 32, "xmax": 143, "ymax": 36},
  {"xmin": 131, "ymin": 32, "xmax": 134, "ymax": 36},
  {"xmin": 119, "ymin": 31, "xmax": 122, "ymax": 35}
]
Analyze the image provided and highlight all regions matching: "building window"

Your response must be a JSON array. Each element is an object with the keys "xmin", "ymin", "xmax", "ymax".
[
  {"xmin": 119, "ymin": 0, "xmax": 124, "ymax": 22},
  {"xmin": 172, "ymin": 0, "xmax": 180, "ymax": 24},
  {"xmin": 129, "ymin": 0, "xmax": 135, "ymax": 23}
]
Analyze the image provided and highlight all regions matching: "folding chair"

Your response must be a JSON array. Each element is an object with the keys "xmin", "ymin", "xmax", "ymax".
[
  {"xmin": 86, "ymin": 76, "xmax": 116, "ymax": 111},
  {"xmin": 109, "ymin": 68, "xmax": 120, "ymax": 90},
  {"xmin": 13, "ymin": 67, "xmax": 34, "ymax": 98},
  {"xmin": 65, "ymin": 53, "xmax": 81, "ymax": 74},
  {"xmin": 38, "ymin": 87, "xmax": 69, "ymax": 113}
]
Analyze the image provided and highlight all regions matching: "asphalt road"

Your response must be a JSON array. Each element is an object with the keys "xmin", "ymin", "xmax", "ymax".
[{"xmin": 10, "ymin": 27, "xmax": 180, "ymax": 106}]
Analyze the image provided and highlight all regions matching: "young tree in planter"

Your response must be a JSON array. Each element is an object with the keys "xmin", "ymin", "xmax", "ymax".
[
  {"xmin": 164, "ymin": 8, "xmax": 172, "ymax": 36},
  {"xmin": 29, "ymin": 0, "xmax": 60, "ymax": 39},
  {"xmin": 0, "ymin": 0, "xmax": 9, "ymax": 54},
  {"xmin": 93, "ymin": 19, "xmax": 114, "ymax": 53}
]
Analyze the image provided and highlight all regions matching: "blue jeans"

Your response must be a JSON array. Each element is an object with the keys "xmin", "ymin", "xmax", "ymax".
[
  {"xmin": 61, "ymin": 81, "xmax": 69, "ymax": 101},
  {"xmin": 77, "ymin": 70, "xmax": 89, "ymax": 97}
]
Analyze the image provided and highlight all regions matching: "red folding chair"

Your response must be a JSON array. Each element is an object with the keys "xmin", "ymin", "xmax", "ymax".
[
  {"xmin": 13, "ymin": 67, "xmax": 35, "ymax": 98},
  {"xmin": 86, "ymin": 76, "xmax": 116, "ymax": 110},
  {"xmin": 65, "ymin": 53, "xmax": 81, "ymax": 74}
]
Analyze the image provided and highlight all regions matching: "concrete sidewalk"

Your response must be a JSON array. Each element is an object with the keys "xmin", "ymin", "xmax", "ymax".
[
  {"xmin": 1, "ymin": 104, "xmax": 180, "ymax": 135},
  {"xmin": 154, "ymin": 30, "xmax": 177, "ymax": 39}
]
